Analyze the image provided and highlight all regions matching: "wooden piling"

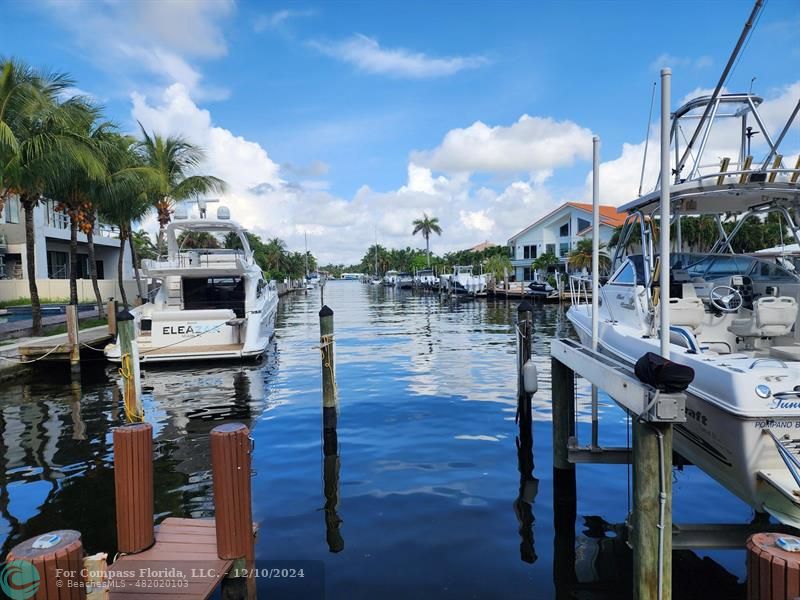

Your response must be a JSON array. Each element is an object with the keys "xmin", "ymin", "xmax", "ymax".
[
  {"xmin": 747, "ymin": 532, "xmax": 800, "ymax": 599},
  {"xmin": 551, "ymin": 358, "xmax": 575, "ymax": 472},
  {"xmin": 6, "ymin": 530, "xmax": 85, "ymax": 600},
  {"xmin": 113, "ymin": 423, "xmax": 154, "ymax": 554},
  {"xmin": 319, "ymin": 305, "xmax": 337, "ymax": 409},
  {"xmin": 66, "ymin": 304, "xmax": 80, "ymax": 375},
  {"xmin": 117, "ymin": 309, "xmax": 142, "ymax": 421},
  {"xmin": 211, "ymin": 423, "xmax": 254, "ymax": 562},
  {"xmin": 107, "ymin": 300, "xmax": 117, "ymax": 336},
  {"xmin": 517, "ymin": 301, "xmax": 533, "ymax": 392},
  {"xmin": 632, "ymin": 420, "xmax": 672, "ymax": 600}
]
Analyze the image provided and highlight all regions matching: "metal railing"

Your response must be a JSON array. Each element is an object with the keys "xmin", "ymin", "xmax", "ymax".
[{"xmin": 569, "ymin": 274, "xmax": 591, "ymax": 306}]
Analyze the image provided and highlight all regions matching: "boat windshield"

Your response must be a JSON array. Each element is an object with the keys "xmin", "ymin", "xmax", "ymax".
[{"xmin": 668, "ymin": 253, "xmax": 799, "ymax": 282}]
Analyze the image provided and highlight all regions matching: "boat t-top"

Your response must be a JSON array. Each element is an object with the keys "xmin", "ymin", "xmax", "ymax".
[
  {"xmin": 568, "ymin": 92, "xmax": 800, "ymax": 525},
  {"xmin": 105, "ymin": 204, "xmax": 278, "ymax": 363}
]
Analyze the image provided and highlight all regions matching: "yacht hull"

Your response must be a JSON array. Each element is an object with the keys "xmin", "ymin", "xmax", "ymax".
[{"xmin": 569, "ymin": 307, "xmax": 800, "ymax": 526}]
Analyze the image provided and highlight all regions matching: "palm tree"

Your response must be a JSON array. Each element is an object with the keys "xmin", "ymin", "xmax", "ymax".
[
  {"xmin": 412, "ymin": 213, "xmax": 442, "ymax": 267},
  {"xmin": 136, "ymin": 124, "xmax": 226, "ymax": 253},
  {"xmin": 131, "ymin": 229, "xmax": 158, "ymax": 264},
  {"xmin": 566, "ymin": 238, "xmax": 611, "ymax": 273},
  {"xmin": 531, "ymin": 252, "xmax": 559, "ymax": 273},
  {"xmin": 0, "ymin": 59, "xmax": 102, "ymax": 334},
  {"xmin": 44, "ymin": 101, "xmax": 110, "ymax": 313},
  {"xmin": 96, "ymin": 134, "xmax": 157, "ymax": 308}
]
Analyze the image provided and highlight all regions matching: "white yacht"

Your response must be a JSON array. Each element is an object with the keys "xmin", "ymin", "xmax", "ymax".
[
  {"xmin": 105, "ymin": 206, "xmax": 278, "ymax": 363},
  {"xmin": 568, "ymin": 93, "xmax": 800, "ymax": 526}
]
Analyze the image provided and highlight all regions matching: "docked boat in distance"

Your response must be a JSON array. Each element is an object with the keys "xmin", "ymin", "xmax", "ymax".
[
  {"xmin": 415, "ymin": 268, "xmax": 439, "ymax": 288},
  {"xmin": 448, "ymin": 265, "xmax": 488, "ymax": 297},
  {"xmin": 105, "ymin": 205, "xmax": 278, "ymax": 363},
  {"xmin": 396, "ymin": 272, "xmax": 414, "ymax": 289},
  {"xmin": 384, "ymin": 270, "xmax": 399, "ymax": 287},
  {"xmin": 567, "ymin": 92, "xmax": 800, "ymax": 526}
]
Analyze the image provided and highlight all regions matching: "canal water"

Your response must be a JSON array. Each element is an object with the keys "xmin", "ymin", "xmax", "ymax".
[{"xmin": 0, "ymin": 282, "xmax": 754, "ymax": 598}]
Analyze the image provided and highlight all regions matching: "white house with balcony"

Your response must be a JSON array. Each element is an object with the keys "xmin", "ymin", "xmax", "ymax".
[
  {"xmin": 507, "ymin": 202, "xmax": 624, "ymax": 282},
  {"xmin": 0, "ymin": 196, "xmax": 136, "ymax": 302}
]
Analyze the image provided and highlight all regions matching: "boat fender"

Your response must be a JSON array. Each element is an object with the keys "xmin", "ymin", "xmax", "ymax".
[{"xmin": 523, "ymin": 359, "xmax": 538, "ymax": 394}]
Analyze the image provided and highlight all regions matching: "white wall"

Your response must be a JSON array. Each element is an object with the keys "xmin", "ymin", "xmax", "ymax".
[{"xmin": 0, "ymin": 279, "xmax": 138, "ymax": 303}]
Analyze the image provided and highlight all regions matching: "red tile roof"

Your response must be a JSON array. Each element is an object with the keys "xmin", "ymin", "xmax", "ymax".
[{"xmin": 565, "ymin": 202, "xmax": 627, "ymax": 227}]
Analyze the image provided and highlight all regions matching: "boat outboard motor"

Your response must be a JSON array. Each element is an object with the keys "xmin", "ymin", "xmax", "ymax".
[{"xmin": 634, "ymin": 352, "xmax": 695, "ymax": 393}]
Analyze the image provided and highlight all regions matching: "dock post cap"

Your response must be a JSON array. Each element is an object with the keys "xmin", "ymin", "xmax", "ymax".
[
  {"xmin": 517, "ymin": 300, "xmax": 534, "ymax": 313},
  {"xmin": 7, "ymin": 529, "xmax": 81, "ymax": 559},
  {"xmin": 117, "ymin": 309, "xmax": 134, "ymax": 321},
  {"xmin": 114, "ymin": 422, "xmax": 152, "ymax": 432},
  {"xmin": 319, "ymin": 305, "xmax": 334, "ymax": 317},
  {"xmin": 211, "ymin": 422, "xmax": 249, "ymax": 434}
]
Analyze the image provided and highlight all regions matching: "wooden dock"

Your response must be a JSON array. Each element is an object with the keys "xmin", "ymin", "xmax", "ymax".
[
  {"xmin": 17, "ymin": 325, "xmax": 111, "ymax": 361},
  {"xmin": 108, "ymin": 518, "xmax": 241, "ymax": 599}
]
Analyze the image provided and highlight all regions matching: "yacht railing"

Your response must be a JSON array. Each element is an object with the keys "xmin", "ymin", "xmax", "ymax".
[
  {"xmin": 569, "ymin": 274, "xmax": 591, "ymax": 306},
  {"xmin": 144, "ymin": 249, "xmax": 251, "ymax": 270}
]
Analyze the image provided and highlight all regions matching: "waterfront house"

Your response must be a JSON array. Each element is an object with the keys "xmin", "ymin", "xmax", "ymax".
[
  {"xmin": 507, "ymin": 202, "xmax": 625, "ymax": 282},
  {"xmin": 0, "ymin": 197, "xmax": 136, "ymax": 302}
]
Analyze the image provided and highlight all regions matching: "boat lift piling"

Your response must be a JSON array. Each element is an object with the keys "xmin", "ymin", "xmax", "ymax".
[
  {"xmin": 66, "ymin": 303, "xmax": 80, "ymax": 375},
  {"xmin": 546, "ymin": 68, "xmax": 681, "ymax": 600},
  {"xmin": 116, "ymin": 309, "xmax": 143, "ymax": 421}
]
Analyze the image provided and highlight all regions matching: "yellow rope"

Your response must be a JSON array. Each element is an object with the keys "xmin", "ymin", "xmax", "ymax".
[
  {"xmin": 118, "ymin": 353, "xmax": 143, "ymax": 423},
  {"xmin": 318, "ymin": 334, "xmax": 338, "ymax": 399}
]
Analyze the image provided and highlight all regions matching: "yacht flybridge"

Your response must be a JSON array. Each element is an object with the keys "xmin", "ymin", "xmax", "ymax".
[
  {"xmin": 568, "ymin": 92, "xmax": 800, "ymax": 526},
  {"xmin": 105, "ymin": 205, "xmax": 278, "ymax": 363}
]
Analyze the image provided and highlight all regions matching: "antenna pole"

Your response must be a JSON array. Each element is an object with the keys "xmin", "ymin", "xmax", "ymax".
[
  {"xmin": 638, "ymin": 82, "xmax": 657, "ymax": 197},
  {"xmin": 675, "ymin": 0, "xmax": 764, "ymax": 177}
]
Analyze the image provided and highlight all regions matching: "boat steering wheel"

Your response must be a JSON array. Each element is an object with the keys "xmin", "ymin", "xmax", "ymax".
[{"xmin": 709, "ymin": 285, "xmax": 743, "ymax": 313}]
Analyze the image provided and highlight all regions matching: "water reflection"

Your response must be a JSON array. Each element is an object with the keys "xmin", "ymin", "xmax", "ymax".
[
  {"xmin": 513, "ymin": 390, "xmax": 538, "ymax": 564},
  {"xmin": 0, "ymin": 285, "xmax": 759, "ymax": 598},
  {"xmin": 323, "ymin": 405, "xmax": 344, "ymax": 553}
]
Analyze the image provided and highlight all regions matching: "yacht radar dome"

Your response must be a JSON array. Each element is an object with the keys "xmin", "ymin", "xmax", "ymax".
[{"xmin": 217, "ymin": 206, "xmax": 230, "ymax": 220}]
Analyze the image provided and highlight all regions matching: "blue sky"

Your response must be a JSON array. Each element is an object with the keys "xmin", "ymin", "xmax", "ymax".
[{"xmin": 2, "ymin": 0, "xmax": 799, "ymax": 262}]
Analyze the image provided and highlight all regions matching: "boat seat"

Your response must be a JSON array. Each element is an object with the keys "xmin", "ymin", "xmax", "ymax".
[
  {"xmin": 667, "ymin": 297, "xmax": 705, "ymax": 333},
  {"xmin": 728, "ymin": 296, "xmax": 797, "ymax": 339},
  {"xmin": 769, "ymin": 345, "xmax": 800, "ymax": 362}
]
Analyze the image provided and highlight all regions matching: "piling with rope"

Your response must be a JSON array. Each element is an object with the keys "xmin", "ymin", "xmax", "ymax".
[
  {"xmin": 211, "ymin": 423, "xmax": 255, "ymax": 564},
  {"xmin": 517, "ymin": 301, "xmax": 535, "ymax": 428},
  {"xmin": 319, "ymin": 305, "xmax": 337, "ymax": 409},
  {"xmin": 113, "ymin": 422, "xmax": 154, "ymax": 554},
  {"xmin": 107, "ymin": 299, "xmax": 117, "ymax": 336},
  {"xmin": 66, "ymin": 303, "xmax": 80, "ymax": 375},
  {"xmin": 116, "ymin": 309, "xmax": 143, "ymax": 422}
]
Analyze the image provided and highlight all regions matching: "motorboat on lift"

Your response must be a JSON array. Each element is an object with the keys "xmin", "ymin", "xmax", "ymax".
[
  {"xmin": 415, "ymin": 268, "xmax": 439, "ymax": 289},
  {"xmin": 568, "ymin": 92, "xmax": 800, "ymax": 526},
  {"xmin": 105, "ymin": 204, "xmax": 278, "ymax": 363},
  {"xmin": 396, "ymin": 272, "xmax": 414, "ymax": 289},
  {"xmin": 448, "ymin": 265, "xmax": 488, "ymax": 297},
  {"xmin": 384, "ymin": 270, "xmax": 399, "ymax": 287}
]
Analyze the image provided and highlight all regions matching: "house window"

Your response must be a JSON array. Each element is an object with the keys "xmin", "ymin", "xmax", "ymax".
[
  {"xmin": 523, "ymin": 267, "xmax": 532, "ymax": 281},
  {"xmin": 577, "ymin": 218, "xmax": 590, "ymax": 232},
  {"xmin": 559, "ymin": 242, "xmax": 570, "ymax": 257},
  {"xmin": 522, "ymin": 244, "xmax": 537, "ymax": 260},
  {"xmin": 559, "ymin": 223, "xmax": 569, "ymax": 237},
  {"xmin": 3, "ymin": 196, "xmax": 20, "ymax": 224},
  {"xmin": 45, "ymin": 200, "xmax": 69, "ymax": 230},
  {"xmin": 47, "ymin": 251, "xmax": 69, "ymax": 279},
  {"xmin": 546, "ymin": 243, "xmax": 556, "ymax": 256}
]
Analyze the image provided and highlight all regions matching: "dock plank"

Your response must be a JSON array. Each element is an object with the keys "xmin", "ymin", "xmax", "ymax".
[{"xmin": 108, "ymin": 518, "xmax": 233, "ymax": 600}]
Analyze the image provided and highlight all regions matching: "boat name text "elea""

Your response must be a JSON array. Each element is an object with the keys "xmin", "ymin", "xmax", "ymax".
[{"xmin": 162, "ymin": 324, "xmax": 214, "ymax": 336}]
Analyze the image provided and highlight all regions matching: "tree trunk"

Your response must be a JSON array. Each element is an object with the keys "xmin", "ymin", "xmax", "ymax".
[
  {"xmin": 117, "ymin": 231, "xmax": 129, "ymax": 309},
  {"xmin": 22, "ymin": 195, "xmax": 42, "ymax": 335},
  {"xmin": 86, "ymin": 228, "xmax": 104, "ymax": 319},
  {"xmin": 129, "ymin": 234, "xmax": 145, "ymax": 301},
  {"xmin": 69, "ymin": 211, "xmax": 78, "ymax": 306},
  {"xmin": 426, "ymin": 234, "xmax": 431, "ymax": 267}
]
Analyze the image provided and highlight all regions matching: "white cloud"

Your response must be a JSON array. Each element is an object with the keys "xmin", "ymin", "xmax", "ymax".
[
  {"xmin": 650, "ymin": 53, "xmax": 713, "ymax": 71},
  {"xmin": 412, "ymin": 115, "xmax": 593, "ymax": 175},
  {"xmin": 309, "ymin": 34, "xmax": 487, "ymax": 78},
  {"xmin": 129, "ymin": 86, "xmax": 577, "ymax": 263},
  {"xmin": 254, "ymin": 9, "xmax": 316, "ymax": 32},
  {"xmin": 42, "ymin": 0, "xmax": 234, "ymax": 99}
]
